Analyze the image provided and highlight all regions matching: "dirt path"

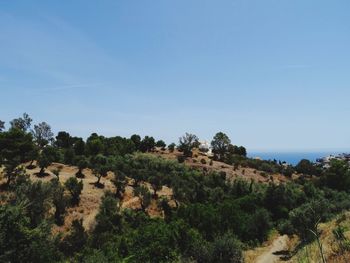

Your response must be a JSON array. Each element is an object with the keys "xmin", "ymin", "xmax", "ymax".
[{"xmin": 255, "ymin": 235, "xmax": 289, "ymax": 263}]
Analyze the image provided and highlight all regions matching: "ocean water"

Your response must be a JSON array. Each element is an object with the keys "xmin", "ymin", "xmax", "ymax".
[{"xmin": 248, "ymin": 151, "xmax": 347, "ymax": 166}]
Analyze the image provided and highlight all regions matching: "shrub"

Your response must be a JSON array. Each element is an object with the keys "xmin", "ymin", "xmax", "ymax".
[{"xmin": 177, "ymin": 155, "xmax": 186, "ymax": 163}]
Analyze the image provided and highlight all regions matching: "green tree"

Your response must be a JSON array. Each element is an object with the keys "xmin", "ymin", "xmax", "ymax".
[
  {"xmin": 15, "ymin": 180, "xmax": 52, "ymax": 227},
  {"xmin": 32, "ymin": 122, "xmax": 54, "ymax": 149},
  {"xmin": 178, "ymin": 133, "xmax": 199, "ymax": 157},
  {"xmin": 76, "ymin": 156, "xmax": 89, "ymax": 178},
  {"xmin": 0, "ymin": 204, "xmax": 61, "ymax": 263},
  {"xmin": 140, "ymin": 136, "xmax": 156, "ymax": 152},
  {"xmin": 168, "ymin": 143, "xmax": 176, "ymax": 152},
  {"xmin": 130, "ymin": 134, "xmax": 141, "ymax": 150},
  {"xmin": 134, "ymin": 185, "xmax": 152, "ymax": 212},
  {"xmin": 37, "ymin": 146, "xmax": 57, "ymax": 176},
  {"xmin": 51, "ymin": 179, "xmax": 67, "ymax": 225},
  {"xmin": 10, "ymin": 112, "xmax": 32, "ymax": 132},
  {"xmin": 86, "ymin": 134, "xmax": 104, "ymax": 155},
  {"xmin": 0, "ymin": 128, "xmax": 35, "ymax": 185},
  {"xmin": 211, "ymin": 233, "xmax": 243, "ymax": 263},
  {"xmin": 211, "ymin": 132, "xmax": 231, "ymax": 161},
  {"xmin": 112, "ymin": 171, "xmax": 127, "ymax": 199},
  {"xmin": 295, "ymin": 159, "xmax": 320, "ymax": 176},
  {"xmin": 65, "ymin": 177, "xmax": 83, "ymax": 205},
  {"xmin": 73, "ymin": 138, "xmax": 85, "ymax": 155},
  {"xmin": 156, "ymin": 140, "xmax": 166, "ymax": 148},
  {"xmin": 321, "ymin": 160, "xmax": 350, "ymax": 191},
  {"xmin": 90, "ymin": 154, "xmax": 109, "ymax": 186},
  {"xmin": 55, "ymin": 131, "xmax": 72, "ymax": 148},
  {"xmin": 60, "ymin": 219, "xmax": 87, "ymax": 256},
  {"xmin": 92, "ymin": 193, "xmax": 122, "ymax": 247}
]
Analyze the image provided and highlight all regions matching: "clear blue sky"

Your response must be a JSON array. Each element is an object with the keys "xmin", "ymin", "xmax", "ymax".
[{"xmin": 1, "ymin": 0, "xmax": 350, "ymax": 152}]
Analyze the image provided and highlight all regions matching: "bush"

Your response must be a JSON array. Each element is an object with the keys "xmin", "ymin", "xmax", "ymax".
[{"xmin": 177, "ymin": 155, "xmax": 186, "ymax": 163}]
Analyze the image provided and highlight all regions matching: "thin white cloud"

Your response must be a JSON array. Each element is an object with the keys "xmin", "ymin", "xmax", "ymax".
[{"xmin": 35, "ymin": 83, "xmax": 105, "ymax": 92}]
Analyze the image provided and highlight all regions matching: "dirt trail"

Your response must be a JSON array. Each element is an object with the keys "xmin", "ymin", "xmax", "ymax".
[{"xmin": 255, "ymin": 235, "xmax": 289, "ymax": 263}]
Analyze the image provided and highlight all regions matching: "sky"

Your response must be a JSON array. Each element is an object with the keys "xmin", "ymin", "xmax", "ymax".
[{"xmin": 1, "ymin": 0, "xmax": 350, "ymax": 152}]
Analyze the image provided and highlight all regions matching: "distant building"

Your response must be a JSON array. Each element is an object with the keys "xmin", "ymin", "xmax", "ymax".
[
  {"xmin": 316, "ymin": 153, "xmax": 350, "ymax": 168},
  {"xmin": 198, "ymin": 140, "xmax": 213, "ymax": 156}
]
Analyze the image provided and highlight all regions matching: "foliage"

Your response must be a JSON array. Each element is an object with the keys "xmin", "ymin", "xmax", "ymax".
[
  {"xmin": 211, "ymin": 132, "xmax": 231, "ymax": 161},
  {"xmin": 32, "ymin": 122, "xmax": 54, "ymax": 148},
  {"xmin": 178, "ymin": 133, "xmax": 199, "ymax": 157},
  {"xmin": 64, "ymin": 177, "xmax": 83, "ymax": 205},
  {"xmin": 0, "ymin": 128, "xmax": 36, "ymax": 184},
  {"xmin": 10, "ymin": 112, "xmax": 32, "ymax": 132}
]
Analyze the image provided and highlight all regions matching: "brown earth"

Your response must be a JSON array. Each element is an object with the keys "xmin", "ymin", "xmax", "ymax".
[
  {"xmin": 153, "ymin": 148, "xmax": 293, "ymax": 184},
  {"xmin": 0, "ymin": 150, "xmax": 292, "ymax": 235}
]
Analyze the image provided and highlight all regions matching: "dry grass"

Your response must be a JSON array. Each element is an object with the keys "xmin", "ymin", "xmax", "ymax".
[
  {"xmin": 1, "ymin": 161, "xmax": 175, "ymax": 235},
  {"xmin": 288, "ymin": 212, "xmax": 350, "ymax": 263},
  {"xmin": 153, "ymin": 148, "xmax": 291, "ymax": 185}
]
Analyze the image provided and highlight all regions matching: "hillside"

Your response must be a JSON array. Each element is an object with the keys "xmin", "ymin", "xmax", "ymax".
[
  {"xmin": 2, "ymin": 122, "xmax": 350, "ymax": 262},
  {"xmin": 3, "ymin": 149, "xmax": 290, "ymax": 234},
  {"xmin": 153, "ymin": 147, "xmax": 292, "ymax": 184}
]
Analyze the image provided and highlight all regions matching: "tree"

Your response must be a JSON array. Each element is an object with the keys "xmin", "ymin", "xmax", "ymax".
[
  {"xmin": 37, "ymin": 146, "xmax": 57, "ymax": 176},
  {"xmin": 321, "ymin": 160, "xmax": 350, "ymax": 191},
  {"xmin": 112, "ymin": 172, "xmax": 127, "ymax": 199},
  {"xmin": 168, "ymin": 143, "xmax": 176, "ymax": 152},
  {"xmin": 73, "ymin": 138, "xmax": 85, "ymax": 155},
  {"xmin": 32, "ymin": 122, "xmax": 54, "ymax": 148},
  {"xmin": 65, "ymin": 177, "xmax": 83, "ymax": 205},
  {"xmin": 15, "ymin": 180, "xmax": 52, "ymax": 227},
  {"xmin": 51, "ymin": 166, "xmax": 62, "ymax": 180},
  {"xmin": 0, "ymin": 120, "xmax": 5, "ymax": 131},
  {"xmin": 178, "ymin": 133, "xmax": 199, "ymax": 157},
  {"xmin": 149, "ymin": 172, "xmax": 163, "ymax": 198},
  {"xmin": 90, "ymin": 154, "xmax": 109, "ymax": 186},
  {"xmin": 0, "ymin": 128, "xmax": 35, "ymax": 185},
  {"xmin": 10, "ymin": 113, "xmax": 32, "ymax": 132},
  {"xmin": 86, "ymin": 134, "xmax": 104, "ymax": 155},
  {"xmin": 211, "ymin": 132, "xmax": 231, "ymax": 161},
  {"xmin": 295, "ymin": 159, "xmax": 320, "ymax": 176},
  {"xmin": 51, "ymin": 179, "xmax": 67, "ymax": 225},
  {"xmin": 76, "ymin": 156, "xmax": 89, "ymax": 178},
  {"xmin": 211, "ymin": 233, "xmax": 243, "ymax": 263},
  {"xmin": 93, "ymin": 193, "xmax": 122, "ymax": 246},
  {"xmin": 60, "ymin": 219, "xmax": 87, "ymax": 256},
  {"xmin": 155, "ymin": 140, "xmax": 166, "ymax": 148},
  {"xmin": 130, "ymin": 134, "xmax": 141, "ymax": 150},
  {"xmin": 134, "ymin": 185, "xmax": 151, "ymax": 212},
  {"xmin": 139, "ymin": 136, "xmax": 155, "ymax": 152},
  {"xmin": 0, "ymin": 203, "xmax": 61, "ymax": 262},
  {"xmin": 55, "ymin": 131, "xmax": 72, "ymax": 149}
]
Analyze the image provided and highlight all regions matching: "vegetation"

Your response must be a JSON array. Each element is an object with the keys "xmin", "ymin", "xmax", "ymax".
[{"xmin": 1, "ymin": 114, "xmax": 350, "ymax": 262}]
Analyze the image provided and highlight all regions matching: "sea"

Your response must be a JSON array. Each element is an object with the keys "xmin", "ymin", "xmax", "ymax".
[{"xmin": 248, "ymin": 151, "xmax": 348, "ymax": 166}]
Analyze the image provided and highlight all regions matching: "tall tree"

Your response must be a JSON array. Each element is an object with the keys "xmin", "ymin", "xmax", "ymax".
[
  {"xmin": 211, "ymin": 132, "xmax": 231, "ymax": 161},
  {"xmin": 32, "ymin": 122, "xmax": 54, "ymax": 148},
  {"xmin": 37, "ymin": 146, "xmax": 57, "ymax": 176},
  {"xmin": 10, "ymin": 113, "xmax": 32, "ymax": 132},
  {"xmin": 65, "ymin": 177, "xmax": 83, "ymax": 206},
  {"xmin": 55, "ymin": 131, "xmax": 72, "ymax": 148},
  {"xmin": 178, "ymin": 133, "xmax": 199, "ymax": 157},
  {"xmin": 90, "ymin": 154, "xmax": 109, "ymax": 186},
  {"xmin": 0, "ymin": 128, "xmax": 36, "ymax": 184},
  {"xmin": 139, "ymin": 136, "xmax": 155, "ymax": 152},
  {"xmin": 51, "ymin": 179, "xmax": 67, "ymax": 225}
]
